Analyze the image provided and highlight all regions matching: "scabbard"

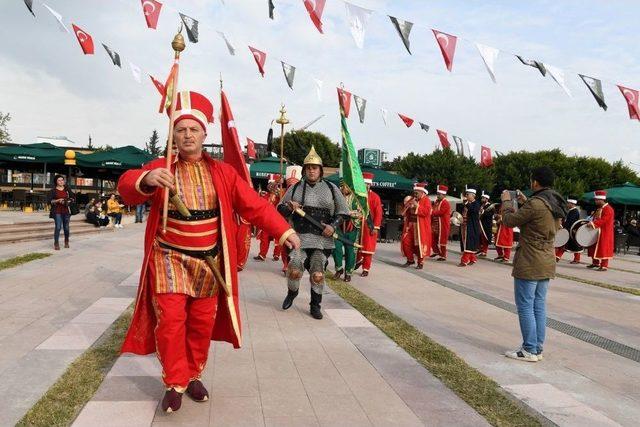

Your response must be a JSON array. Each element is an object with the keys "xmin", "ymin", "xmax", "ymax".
[
  {"xmin": 169, "ymin": 190, "xmax": 191, "ymax": 217},
  {"xmin": 205, "ymin": 255, "xmax": 232, "ymax": 298},
  {"xmin": 293, "ymin": 208, "xmax": 362, "ymax": 249}
]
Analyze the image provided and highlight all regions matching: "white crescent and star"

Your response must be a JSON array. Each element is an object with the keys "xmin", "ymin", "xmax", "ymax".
[
  {"xmin": 307, "ymin": 0, "xmax": 317, "ymax": 12},
  {"xmin": 227, "ymin": 120, "xmax": 235, "ymax": 129},
  {"xmin": 76, "ymin": 30, "xmax": 88, "ymax": 43},
  {"xmin": 252, "ymin": 50, "xmax": 264, "ymax": 65},
  {"xmin": 142, "ymin": 0, "xmax": 156, "ymax": 16},
  {"xmin": 436, "ymin": 32, "xmax": 450, "ymax": 49},
  {"xmin": 623, "ymin": 89, "xmax": 636, "ymax": 104}
]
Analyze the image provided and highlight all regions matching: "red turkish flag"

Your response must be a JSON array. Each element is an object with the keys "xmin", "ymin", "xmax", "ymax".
[
  {"xmin": 149, "ymin": 75, "xmax": 164, "ymax": 96},
  {"xmin": 158, "ymin": 63, "xmax": 177, "ymax": 113},
  {"xmin": 432, "ymin": 29, "xmax": 457, "ymax": 72},
  {"xmin": 436, "ymin": 129, "xmax": 450, "ymax": 149},
  {"xmin": 246, "ymin": 138, "xmax": 257, "ymax": 160},
  {"xmin": 337, "ymin": 88, "xmax": 352, "ymax": 118},
  {"xmin": 249, "ymin": 46, "xmax": 267, "ymax": 77},
  {"xmin": 140, "ymin": 0, "xmax": 162, "ymax": 29},
  {"xmin": 221, "ymin": 90, "xmax": 252, "ymax": 186},
  {"xmin": 398, "ymin": 114, "xmax": 414, "ymax": 128},
  {"xmin": 71, "ymin": 24, "xmax": 94, "ymax": 55},
  {"xmin": 480, "ymin": 146, "xmax": 493, "ymax": 167},
  {"xmin": 618, "ymin": 85, "xmax": 640, "ymax": 121},
  {"xmin": 303, "ymin": 0, "xmax": 326, "ymax": 34}
]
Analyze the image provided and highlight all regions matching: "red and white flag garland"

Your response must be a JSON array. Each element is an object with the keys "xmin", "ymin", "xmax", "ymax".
[
  {"xmin": 480, "ymin": 146, "xmax": 493, "ymax": 167},
  {"xmin": 337, "ymin": 87, "xmax": 352, "ymax": 117},
  {"xmin": 436, "ymin": 129, "xmax": 450, "ymax": 149},
  {"xmin": 140, "ymin": 0, "xmax": 162, "ymax": 29},
  {"xmin": 618, "ymin": 85, "xmax": 640, "ymax": 121},
  {"xmin": 398, "ymin": 114, "xmax": 414, "ymax": 128},
  {"xmin": 249, "ymin": 46, "xmax": 267, "ymax": 77},
  {"xmin": 71, "ymin": 24, "xmax": 94, "ymax": 55},
  {"xmin": 303, "ymin": 0, "xmax": 326, "ymax": 34},
  {"xmin": 432, "ymin": 29, "xmax": 457, "ymax": 72}
]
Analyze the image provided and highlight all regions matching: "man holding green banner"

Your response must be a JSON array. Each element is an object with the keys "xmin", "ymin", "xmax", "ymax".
[{"xmin": 332, "ymin": 182, "xmax": 363, "ymax": 282}]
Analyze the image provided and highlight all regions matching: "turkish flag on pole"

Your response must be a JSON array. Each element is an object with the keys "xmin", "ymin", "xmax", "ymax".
[
  {"xmin": 246, "ymin": 138, "xmax": 257, "ymax": 160},
  {"xmin": 436, "ymin": 129, "xmax": 450, "ymax": 149},
  {"xmin": 398, "ymin": 114, "xmax": 414, "ymax": 127},
  {"xmin": 149, "ymin": 75, "xmax": 164, "ymax": 95},
  {"xmin": 249, "ymin": 46, "xmax": 267, "ymax": 77},
  {"xmin": 71, "ymin": 24, "xmax": 94, "ymax": 55},
  {"xmin": 618, "ymin": 85, "xmax": 640, "ymax": 121},
  {"xmin": 337, "ymin": 88, "xmax": 352, "ymax": 118},
  {"xmin": 432, "ymin": 29, "xmax": 457, "ymax": 72},
  {"xmin": 158, "ymin": 63, "xmax": 177, "ymax": 113},
  {"xmin": 140, "ymin": 0, "xmax": 162, "ymax": 29},
  {"xmin": 303, "ymin": 0, "xmax": 326, "ymax": 33},
  {"xmin": 221, "ymin": 90, "xmax": 252, "ymax": 186},
  {"xmin": 480, "ymin": 146, "xmax": 493, "ymax": 167}
]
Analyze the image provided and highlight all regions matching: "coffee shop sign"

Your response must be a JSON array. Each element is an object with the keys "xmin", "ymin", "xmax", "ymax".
[
  {"xmin": 13, "ymin": 155, "xmax": 36, "ymax": 161},
  {"xmin": 372, "ymin": 181, "xmax": 396, "ymax": 188}
]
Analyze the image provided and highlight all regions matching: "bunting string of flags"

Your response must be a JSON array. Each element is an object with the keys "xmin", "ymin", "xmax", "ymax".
[{"xmin": 21, "ymin": 0, "xmax": 639, "ymax": 170}]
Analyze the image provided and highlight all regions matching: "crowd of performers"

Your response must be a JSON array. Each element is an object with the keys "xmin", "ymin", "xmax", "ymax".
[{"xmin": 115, "ymin": 89, "xmax": 616, "ymax": 413}]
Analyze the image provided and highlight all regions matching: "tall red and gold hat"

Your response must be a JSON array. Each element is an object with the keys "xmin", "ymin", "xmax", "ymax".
[
  {"xmin": 168, "ymin": 90, "xmax": 214, "ymax": 132},
  {"xmin": 413, "ymin": 182, "xmax": 428, "ymax": 194}
]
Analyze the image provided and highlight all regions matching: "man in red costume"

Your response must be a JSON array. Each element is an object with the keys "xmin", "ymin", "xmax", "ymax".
[
  {"xmin": 355, "ymin": 172, "xmax": 383, "ymax": 277},
  {"xmin": 402, "ymin": 183, "xmax": 431, "ymax": 269},
  {"xmin": 495, "ymin": 204, "xmax": 515, "ymax": 262},
  {"xmin": 117, "ymin": 90, "xmax": 299, "ymax": 413},
  {"xmin": 254, "ymin": 174, "xmax": 283, "ymax": 261},
  {"xmin": 587, "ymin": 190, "xmax": 614, "ymax": 271},
  {"xmin": 430, "ymin": 184, "xmax": 451, "ymax": 261},
  {"xmin": 400, "ymin": 195, "xmax": 414, "ymax": 263}
]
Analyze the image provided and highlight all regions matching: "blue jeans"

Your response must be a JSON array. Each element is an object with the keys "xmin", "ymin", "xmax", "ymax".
[
  {"xmin": 135, "ymin": 204, "xmax": 145, "ymax": 222},
  {"xmin": 54, "ymin": 213, "xmax": 70, "ymax": 244},
  {"xmin": 514, "ymin": 278, "xmax": 549, "ymax": 354}
]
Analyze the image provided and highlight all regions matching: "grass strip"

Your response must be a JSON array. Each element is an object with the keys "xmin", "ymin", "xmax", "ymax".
[
  {"xmin": 0, "ymin": 252, "xmax": 51, "ymax": 271},
  {"xmin": 17, "ymin": 305, "xmax": 133, "ymax": 427},
  {"xmin": 327, "ymin": 277, "xmax": 542, "ymax": 427}
]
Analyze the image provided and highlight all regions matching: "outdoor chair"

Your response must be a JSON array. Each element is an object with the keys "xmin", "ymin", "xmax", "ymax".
[{"xmin": 615, "ymin": 234, "xmax": 627, "ymax": 255}]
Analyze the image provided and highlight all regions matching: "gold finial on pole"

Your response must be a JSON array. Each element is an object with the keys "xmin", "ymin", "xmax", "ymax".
[
  {"xmin": 171, "ymin": 24, "xmax": 186, "ymax": 54},
  {"xmin": 276, "ymin": 104, "xmax": 289, "ymax": 189}
]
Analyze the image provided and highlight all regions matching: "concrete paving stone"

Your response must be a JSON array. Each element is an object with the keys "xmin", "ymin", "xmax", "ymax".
[
  {"xmin": 264, "ymin": 416, "xmax": 320, "ymax": 427},
  {"xmin": 307, "ymin": 392, "xmax": 372, "ymax": 427},
  {"xmin": 87, "ymin": 297, "xmax": 134, "ymax": 313},
  {"xmin": 92, "ymin": 375, "xmax": 164, "ymax": 402},
  {"xmin": 324, "ymin": 308, "xmax": 375, "ymax": 328},
  {"xmin": 70, "ymin": 311, "xmax": 121, "ymax": 324},
  {"xmin": 72, "ymin": 401, "xmax": 159, "ymax": 427},
  {"xmin": 253, "ymin": 350, "xmax": 299, "ymax": 379},
  {"xmin": 504, "ymin": 383, "xmax": 621, "ymax": 426},
  {"xmin": 209, "ymin": 396, "xmax": 264, "ymax": 427},
  {"xmin": 108, "ymin": 355, "xmax": 161, "ymax": 377},
  {"xmin": 211, "ymin": 368, "xmax": 260, "ymax": 398},
  {"xmin": 258, "ymin": 377, "xmax": 315, "ymax": 419},
  {"xmin": 36, "ymin": 322, "xmax": 110, "ymax": 350}
]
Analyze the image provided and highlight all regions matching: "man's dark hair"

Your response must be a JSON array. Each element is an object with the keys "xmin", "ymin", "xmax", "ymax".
[{"xmin": 531, "ymin": 166, "xmax": 554, "ymax": 187}]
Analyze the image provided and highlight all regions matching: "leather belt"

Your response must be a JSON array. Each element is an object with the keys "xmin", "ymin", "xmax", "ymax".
[
  {"xmin": 168, "ymin": 208, "xmax": 219, "ymax": 221},
  {"xmin": 158, "ymin": 241, "xmax": 220, "ymax": 259}
]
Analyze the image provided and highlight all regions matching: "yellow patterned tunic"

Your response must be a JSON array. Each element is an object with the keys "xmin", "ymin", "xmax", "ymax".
[{"xmin": 151, "ymin": 158, "xmax": 221, "ymax": 297}]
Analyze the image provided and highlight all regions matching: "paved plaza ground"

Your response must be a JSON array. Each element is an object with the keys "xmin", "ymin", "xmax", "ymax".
[{"xmin": 1, "ymin": 221, "xmax": 639, "ymax": 426}]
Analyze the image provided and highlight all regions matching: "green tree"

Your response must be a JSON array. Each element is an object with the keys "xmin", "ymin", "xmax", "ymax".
[
  {"xmin": 282, "ymin": 130, "xmax": 340, "ymax": 167},
  {"xmin": 0, "ymin": 112, "xmax": 12, "ymax": 144},
  {"xmin": 145, "ymin": 129, "xmax": 161, "ymax": 158}
]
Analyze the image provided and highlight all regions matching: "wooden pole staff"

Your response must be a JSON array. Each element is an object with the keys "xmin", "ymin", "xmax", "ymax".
[
  {"xmin": 161, "ymin": 27, "xmax": 186, "ymax": 234},
  {"xmin": 276, "ymin": 104, "xmax": 289, "ymax": 193}
]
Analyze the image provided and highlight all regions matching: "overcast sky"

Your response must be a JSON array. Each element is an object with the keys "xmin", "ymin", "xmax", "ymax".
[{"xmin": 1, "ymin": 0, "xmax": 639, "ymax": 170}]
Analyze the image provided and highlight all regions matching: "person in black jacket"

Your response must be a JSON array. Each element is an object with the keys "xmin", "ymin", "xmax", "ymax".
[
  {"xmin": 459, "ymin": 188, "xmax": 481, "ymax": 267},
  {"xmin": 478, "ymin": 192, "xmax": 494, "ymax": 257},
  {"xmin": 48, "ymin": 175, "xmax": 75, "ymax": 250},
  {"xmin": 555, "ymin": 198, "xmax": 582, "ymax": 264}
]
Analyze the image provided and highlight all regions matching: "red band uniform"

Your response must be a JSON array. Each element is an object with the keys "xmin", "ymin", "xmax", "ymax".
[
  {"xmin": 587, "ymin": 190, "xmax": 614, "ymax": 270},
  {"xmin": 404, "ymin": 183, "xmax": 432, "ymax": 268},
  {"xmin": 431, "ymin": 185, "xmax": 451, "ymax": 260},
  {"xmin": 256, "ymin": 174, "xmax": 283, "ymax": 261},
  {"xmin": 495, "ymin": 205, "xmax": 515, "ymax": 261},
  {"xmin": 356, "ymin": 173, "xmax": 383, "ymax": 274},
  {"xmin": 117, "ymin": 91, "xmax": 294, "ymax": 392}
]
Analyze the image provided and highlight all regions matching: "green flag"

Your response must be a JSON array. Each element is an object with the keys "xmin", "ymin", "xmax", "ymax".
[{"xmin": 340, "ymin": 113, "xmax": 369, "ymax": 219}]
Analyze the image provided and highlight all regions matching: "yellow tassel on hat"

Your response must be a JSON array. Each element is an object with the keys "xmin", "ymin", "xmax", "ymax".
[{"xmin": 304, "ymin": 146, "xmax": 323, "ymax": 166}]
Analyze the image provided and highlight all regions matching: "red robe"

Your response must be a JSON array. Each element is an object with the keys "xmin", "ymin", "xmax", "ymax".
[
  {"xmin": 360, "ymin": 190, "xmax": 383, "ymax": 254},
  {"xmin": 117, "ymin": 153, "xmax": 293, "ymax": 354},
  {"xmin": 401, "ymin": 201, "xmax": 413, "ymax": 258},
  {"xmin": 235, "ymin": 216, "xmax": 251, "ymax": 270},
  {"xmin": 590, "ymin": 203, "xmax": 614, "ymax": 260},
  {"xmin": 413, "ymin": 196, "xmax": 432, "ymax": 258},
  {"xmin": 431, "ymin": 198, "xmax": 451, "ymax": 248},
  {"xmin": 495, "ymin": 223, "xmax": 514, "ymax": 249}
]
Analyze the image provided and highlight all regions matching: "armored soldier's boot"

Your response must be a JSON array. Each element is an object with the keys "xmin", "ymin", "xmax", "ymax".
[
  {"xmin": 282, "ymin": 289, "xmax": 298, "ymax": 310},
  {"xmin": 310, "ymin": 291, "xmax": 323, "ymax": 320}
]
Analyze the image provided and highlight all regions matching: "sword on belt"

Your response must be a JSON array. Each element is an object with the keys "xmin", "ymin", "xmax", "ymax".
[
  {"xmin": 169, "ymin": 193, "xmax": 233, "ymax": 298},
  {"xmin": 293, "ymin": 207, "xmax": 362, "ymax": 248}
]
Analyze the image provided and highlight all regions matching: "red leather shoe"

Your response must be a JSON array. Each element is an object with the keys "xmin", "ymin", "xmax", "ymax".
[{"xmin": 186, "ymin": 379, "xmax": 209, "ymax": 402}]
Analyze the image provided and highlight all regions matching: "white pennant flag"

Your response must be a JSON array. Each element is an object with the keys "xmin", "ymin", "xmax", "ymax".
[
  {"xmin": 381, "ymin": 108, "xmax": 388, "ymax": 126},
  {"xmin": 313, "ymin": 78, "xmax": 323, "ymax": 101},
  {"xmin": 475, "ymin": 43, "xmax": 499, "ymax": 83},
  {"xmin": 216, "ymin": 31, "xmax": 236, "ymax": 56},
  {"xmin": 129, "ymin": 62, "xmax": 142, "ymax": 83},
  {"xmin": 466, "ymin": 140, "xmax": 476, "ymax": 157},
  {"xmin": 344, "ymin": 2, "xmax": 373, "ymax": 49},
  {"xmin": 42, "ymin": 3, "xmax": 69, "ymax": 33},
  {"xmin": 545, "ymin": 64, "xmax": 572, "ymax": 97}
]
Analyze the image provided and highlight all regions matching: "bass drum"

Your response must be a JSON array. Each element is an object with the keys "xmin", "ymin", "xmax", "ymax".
[
  {"xmin": 450, "ymin": 211, "xmax": 463, "ymax": 226},
  {"xmin": 554, "ymin": 228, "xmax": 570, "ymax": 248},
  {"xmin": 570, "ymin": 219, "xmax": 598, "ymax": 248}
]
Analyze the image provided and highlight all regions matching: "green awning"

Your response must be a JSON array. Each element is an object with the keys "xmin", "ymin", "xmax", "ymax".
[
  {"xmin": 581, "ymin": 182, "xmax": 640, "ymax": 206},
  {"xmin": 77, "ymin": 146, "xmax": 154, "ymax": 169},
  {"xmin": 249, "ymin": 157, "xmax": 288, "ymax": 179},
  {"xmin": 325, "ymin": 166, "xmax": 414, "ymax": 191},
  {"xmin": 0, "ymin": 143, "xmax": 66, "ymax": 164}
]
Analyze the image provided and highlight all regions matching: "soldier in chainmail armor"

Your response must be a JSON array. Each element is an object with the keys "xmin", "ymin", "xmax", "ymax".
[{"xmin": 277, "ymin": 147, "xmax": 350, "ymax": 319}]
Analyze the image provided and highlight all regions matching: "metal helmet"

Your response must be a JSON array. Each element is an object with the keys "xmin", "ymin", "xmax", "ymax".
[{"xmin": 303, "ymin": 146, "xmax": 323, "ymax": 167}]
